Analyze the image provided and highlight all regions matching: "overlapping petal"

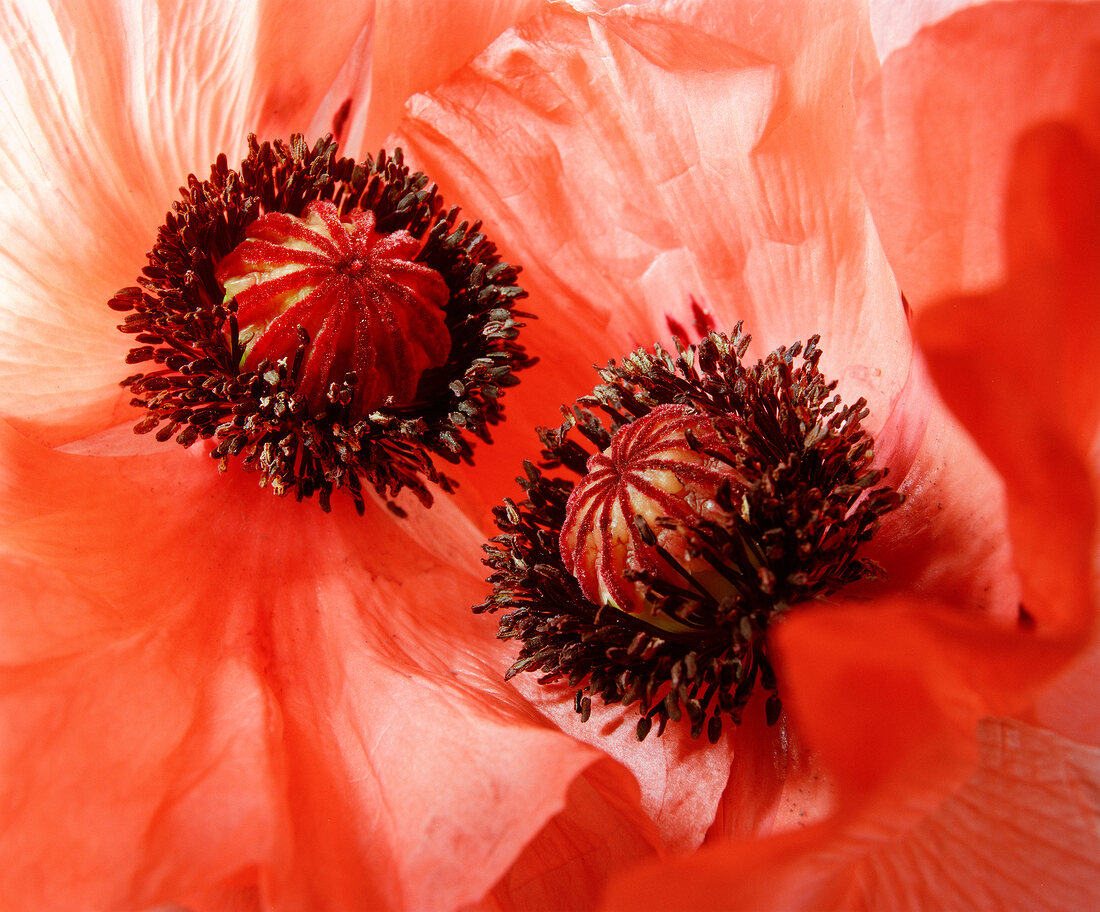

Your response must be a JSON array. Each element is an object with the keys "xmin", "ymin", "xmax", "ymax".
[
  {"xmin": 2, "ymin": 0, "xmax": 1097, "ymax": 908},
  {"xmin": 0, "ymin": 417, "xmax": 632, "ymax": 909},
  {"xmin": 599, "ymin": 3, "xmax": 1100, "ymax": 907},
  {"xmin": 604, "ymin": 718, "xmax": 1100, "ymax": 911},
  {"xmin": 857, "ymin": 0, "xmax": 1100, "ymax": 313},
  {"xmin": 0, "ymin": 1, "xmax": 660, "ymax": 909}
]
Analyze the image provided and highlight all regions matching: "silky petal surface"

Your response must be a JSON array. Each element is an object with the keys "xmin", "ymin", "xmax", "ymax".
[
  {"xmin": 767, "ymin": 596, "xmax": 1079, "ymax": 801},
  {"xmin": 0, "ymin": 421, "xmax": 618, "ymax": 911},
  {"xmin": 250, "ymin": 0, "xmax": 380, "ymax": 141},
  {"xmin": 349, "ymin": 0, "xmax": 546, "ymax": 149},
  {"xmin": 857, "ymin": 1, "xmax": 1100, "ymax": 313},
  {"xmin": 0, "ymin": 0, "xmax": 268, "ymax": 443},
  {"xmin": 291, "ymin": 0, "xmax": 554, "ymax": 156},
  {"xmin": 869, "ymin": 0, "xmax": 1008, "ymax": 60},
  {"xmin": 860, "ymin": 350, "xmax": 1020, "ymax": 620},
  {"xmin": 1028, "ymin": 636, "xmax": 1100, "ymax": 745}
]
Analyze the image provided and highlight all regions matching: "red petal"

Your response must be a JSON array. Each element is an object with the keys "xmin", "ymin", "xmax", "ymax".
[
  {"xmin": 869, "ymin": 0, "xmax": 994, "ymax": 60},
  {"xmin": 857, "ymin": 1, "xmax": 1100, "ymax": 314},
  {"xmin": 0, "ymin": 421, "xmax": 622, "ymax": 909},
  {"xmin": 477, "ymin": 760, "xmax": 659, "ymax": 911},
  {"xmin": 916, "ymin": 84, "xmax": 1100, "ymax": 637},
  {"xmin": 705, "ymin": 693, "xmax": 837, "ymax": 843},
  {"xmin": 603, "ymin": 719, "xmax": 1100, "ymax": 911}
]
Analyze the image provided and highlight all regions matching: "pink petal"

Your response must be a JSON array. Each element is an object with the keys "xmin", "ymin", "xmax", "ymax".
[
  {"xmin": 259, "ymin": 0, "xmax": 553, "ymax": 154},
  {"xmin": 476, "ymin": 760, "xmax": 659, "ymax": 911},
  {"xmin": 0, "ymin": 1, "xmax": 300, "ymax": 445},
  {"xmin": 838, "ymin": 718, "xmax": 1100, "ymax": 910},
  {"xmin": 704, "ymin": 693, "xmax": 837, "ymax": 843},
  {"xmin": 509, "ymin": 671, "xmax": 736, "ymax": 851},
  {"xmin": 341, "ymin": 0, "xmax": 547, "ymax": 151},
  {"xmin": 0, "ymin": 551, "xmax": 281, "ymax": 911},
  {"xmin": 250, "ymin": 0, "xmax": 380, "ymax": 141},
  {"xmin": 1028, "ymin": 637, "xmax": 1100, "ymax": 746},
  {"xmin": 869, "ymin": 0, "xmax": 995, "ymax": 60}
]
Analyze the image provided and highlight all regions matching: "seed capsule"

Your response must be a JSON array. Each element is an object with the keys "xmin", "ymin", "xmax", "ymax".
[
  {"xmin": 559, "ymin": 404, "xmax": 741, "ymax": 629},
  {"xmin": 112, "ymin": 135, "xmax": 531, "ymax": 512},
  {"xmin": 217, "ymin": 201, "xmax": 451, "ymax": 417}
]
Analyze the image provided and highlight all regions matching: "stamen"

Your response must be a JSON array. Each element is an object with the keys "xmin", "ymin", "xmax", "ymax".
[
  {"xmin": 111, "ymin": 135, "xmax": 531, "ymax": 513},
  {"xmin": 477, "ymin": 325, "xmax": 902, "ymax": 740}
]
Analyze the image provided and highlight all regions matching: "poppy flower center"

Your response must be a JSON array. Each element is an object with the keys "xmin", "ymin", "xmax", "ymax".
[
  {"xmin": 560, "ymin": 404, "xmax": 742, "ymax": 630},
  {"xmin": 215, "ymin": 200, "xmax": 451, "ymax": 417},
  {"xmin": 479, "ymin": 328, "xmax": 902, "ymax": 741},
  {"xmin": 111, "ymin": 136, "xmax": 531, "ymax": 513}
]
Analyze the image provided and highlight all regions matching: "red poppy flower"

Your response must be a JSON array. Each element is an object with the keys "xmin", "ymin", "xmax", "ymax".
[
  {"xmin": 0, "ymin": 3, "xmax": 641, "ymax": 910},
  {"xmin": 388, "ymin": 0, "xmax": 1099, "ymax": 907},
  {"xmin": 1, "ymin": 2, "xmax": 1097, "ymax": 912},
  {"xmin": 541, "ymin": 2, "xmax": 1098, "ymax": 907}
]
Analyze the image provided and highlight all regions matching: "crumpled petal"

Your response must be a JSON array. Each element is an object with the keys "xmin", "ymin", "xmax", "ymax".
[
  {"xmin": 395, "ymin": 0, "xmax": 905, "ymax": 491},
  {"xmin": 339, "ymin": 0, "xmax": 546, "ymax": 151}
]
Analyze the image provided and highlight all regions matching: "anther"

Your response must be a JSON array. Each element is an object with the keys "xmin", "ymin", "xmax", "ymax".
[{"xmin": 477, "ymin": 325, "xmax": 902, "ymax": 740}]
